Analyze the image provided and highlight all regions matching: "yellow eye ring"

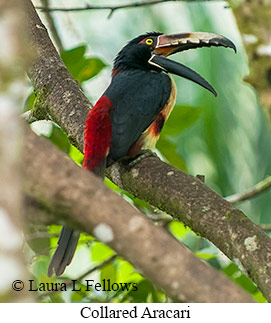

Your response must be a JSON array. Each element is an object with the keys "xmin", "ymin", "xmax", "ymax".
[{"xmin": 145, "ymin": 38, "xmax": 153, "ymax": 45}]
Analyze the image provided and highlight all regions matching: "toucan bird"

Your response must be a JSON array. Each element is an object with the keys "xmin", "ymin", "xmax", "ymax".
[{"xmin": 48, "ymin": 31, "xmax": 236, "ymax": 277}]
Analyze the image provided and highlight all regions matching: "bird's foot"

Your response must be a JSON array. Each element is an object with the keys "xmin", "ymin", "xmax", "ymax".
[{"xmin": 128, "ymin": 149, "xmax": 157, "ymax": 167}]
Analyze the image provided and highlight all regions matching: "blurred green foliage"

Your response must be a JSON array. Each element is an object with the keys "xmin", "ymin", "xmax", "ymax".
[
  {"xmin": 26, "ymin": 0, "xmax": 271, "ymax": 303},
  {"xmin": 157, "ymin": 105, "xmax": 202, "ymax": 171},
  {"xmin": 61, "ymin": 45, "xmax": 107, "ymax": 83}
]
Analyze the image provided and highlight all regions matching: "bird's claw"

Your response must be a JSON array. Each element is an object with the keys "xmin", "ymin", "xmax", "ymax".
[{"xmin": 128, "ymin": 149, "xmax": 157, "ymax": 167}]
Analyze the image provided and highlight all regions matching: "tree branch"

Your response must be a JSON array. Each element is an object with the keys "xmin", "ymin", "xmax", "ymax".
[
  {"xmin": 23, "ymin": 127, "xmax": 253, "ymax": 302},
  {"xmin": 225, "ymin": 176, "xmax": 271, "ymax": 204},
  {"xmin": 24, "ymin": 0, "xmax": 271, "ymax": 300},
  {"xmin": 107, "ymin": 158, "xmax": 271, "ymax": 300},
  {"xmin": 26, "ymin": 0, "xmax": 91, "ymax": 152},
  {"xmin": 35, "ymin": 0, "xmax": 222, "ymax": 15},
  {"xmin": 39, "ymin": 0, "xmax": 64, "ymax": 52}
]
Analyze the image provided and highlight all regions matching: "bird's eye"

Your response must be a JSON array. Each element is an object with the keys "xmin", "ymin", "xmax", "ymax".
[{"xmin": 145, "ymin": 38, "xmax": 153, "ymax": 45}]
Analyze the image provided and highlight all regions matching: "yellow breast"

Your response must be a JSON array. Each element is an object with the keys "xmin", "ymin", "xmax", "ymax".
[{"xmin": 142, "ymin": 77, "xmax": 177, "ymax": 150}]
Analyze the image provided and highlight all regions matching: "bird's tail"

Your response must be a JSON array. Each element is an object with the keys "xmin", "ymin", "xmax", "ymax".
[
  {"xmin": 47, "ymin": 226, "xmax": 80, "ymax": 277},
  {"xmin": 47, "ymin": 158, "xmax": 106, "ymax": 277},
  {"xmin": 48, "ymin": 98, "xmax": 111, "ymax": 277},
  {"xmin": 47, "ymin": 158, "xmax": 107, "ymax": 277}
]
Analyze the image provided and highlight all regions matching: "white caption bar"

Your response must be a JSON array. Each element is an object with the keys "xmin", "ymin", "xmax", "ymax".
[{"xmin": 0, "ymin": 303, "xmax": 267, "ymax": 322}]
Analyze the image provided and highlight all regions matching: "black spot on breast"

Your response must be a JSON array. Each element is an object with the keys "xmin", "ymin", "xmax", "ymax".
[{"xmin": 154, "ymin": 113, "xmax": 165, "ymax": 135}]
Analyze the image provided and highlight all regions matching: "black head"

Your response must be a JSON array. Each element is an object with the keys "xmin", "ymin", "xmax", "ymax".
[
  {"xmin": 113, "ymin": 31, "xmax": 236, "ymax": 96},
  {"xmin": 113, "ymin": 32, "xmax": 162, "ymax": 71}
]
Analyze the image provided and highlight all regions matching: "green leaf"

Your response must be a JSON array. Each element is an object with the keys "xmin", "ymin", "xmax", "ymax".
[
  {"xmin": 253, "ymin": 291, "xmax": 267, "ymax": 303},
  {"xmin": 24, "ymin": 91, "xmax": 35, "ymax": 112},
  {"xmin": 48, "ymin": 123, "xmax": 70, "ymax": 154},
  {"xmin": 223, "ymin": 263, "xmax": 260, "ymax": 295},
  {"xmin": 61, "ymin": 46, "xmax": 106, "ymax": 83},
  {"xmin": 156, "ymin": 106, "xmax": 201, "ymax": 171},
  {"xmin": 235, "ymin": 274, "xmax": 258, "ymax": 294},
  {"xmin": 182, "ymin": 234, "xmax": 203, "ymax": 252},
  {"xmin": 31, "ymin": 121, "xmax": 71, "ymax": 154},
  {"xmin": 61, "ymin": 45, "xmax": 86, "ymax": 62},
  {"xmin": 26, "ymin": 226, "xmax": 50, "ymax": 255},
  {"xmin": 32, "ymin": 256, "xmax": 51, "ymax": 279},
  {"xmin": 162, "ymin": 105, "xmax": 202, "ymax": 136},
  {"xmin": 125, "ymin": 280, "xmax": 157, "ymax": 303},
  {"xmin": 101, "ymin": 263, "xmax": 117, "ymax": 283},
  {"xmin": 77, "ymin": 58, "xmax": 106, "ymax": 83},
  {"xmin": 91, "ymin": 242, "xmax": 114, "ymax": 262},
  {"xmin": 168, "ymin": 221, "xmax": 191, "ymax": 239},
  {"xmin": 223, "ymin": 263, "xmax": 239, "ymax": 276},
  {"xmin": 116, "ymin": 259, "xmax": 140, "ymax": 283},
  {"xmin": 157, "ymin": 136, "xmax": 187, "ymax": 171},
  {"xmin": 69, "ymin": 144, "xmax": 84, "ymax": 165},
  {"xmin": 71, "ymin": 284, "xmax": 90, "ymax": 302},
  {"xmin": 61, "ymin": 45, "xmax": 86, "ymax": 78},
  {"xmin": 195, "ymin": 253, "xmax": 216, "ymax": 260}
]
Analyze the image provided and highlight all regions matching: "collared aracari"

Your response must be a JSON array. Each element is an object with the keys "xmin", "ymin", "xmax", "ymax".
[{"xmin": 48, "ymin": 31, "xmax": 236, "ymax": 277}]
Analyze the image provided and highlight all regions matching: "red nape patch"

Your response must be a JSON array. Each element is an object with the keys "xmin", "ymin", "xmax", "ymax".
[
  {"xmin": 111, "ymin": 69, "xmax": 122, "ymax": 78},
  {"xmin": 83, "ymin": 96, "xmax": 112, "ymax": 172}
]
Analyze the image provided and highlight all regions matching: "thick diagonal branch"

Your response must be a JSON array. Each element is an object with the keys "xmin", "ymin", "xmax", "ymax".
[
  {"xmin": 24, "ymin": 0, "xmax": 271, "ymax": 300},
  {"xmin": 25, "ymin": 0, "xmax": 90, "ymax": 151},
  {"xmin": 108, "ymin": 158, "xmax": 271, "ymax": 300},
  {"xmin": 23, "ymin": 128, "xmax": 253, "ymax": 302}
]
